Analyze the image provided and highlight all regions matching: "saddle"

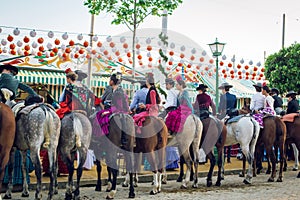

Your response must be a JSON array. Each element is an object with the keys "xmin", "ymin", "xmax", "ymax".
[
  {"xmin": 199, "ymin": 110, "xmax": 210, "ymax": 120},
  {"xmin": 226, "ymin": 115, "xmax": 245, "ymax": 125},
  {"xmin": 281, "ymin": 113, "xmax": 299, "ymax": 122}
]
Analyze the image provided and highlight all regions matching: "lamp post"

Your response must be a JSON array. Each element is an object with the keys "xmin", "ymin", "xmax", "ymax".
[{"xmin": 208, "ymin": 38, "xmax": 226, "ymax": 113}]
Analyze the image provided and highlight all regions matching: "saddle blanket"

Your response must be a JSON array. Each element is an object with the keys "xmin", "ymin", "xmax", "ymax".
[
  {"xmin": 226, "ymin": 115, "xmax": 245, "ymax": 124},
  {"xmin": 281, "ymin": 113, "xmax": 299, "ymax": 122}
]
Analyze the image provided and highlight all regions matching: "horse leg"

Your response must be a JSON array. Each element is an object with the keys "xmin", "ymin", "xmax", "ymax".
[
  {"xmin": 105, "ymin": 150, "xmax": 118, "ymax": 199},
  {"xmin": 266, "ymin": 156, "xmax": 271, "ymax": 174},
  {"xmin": 206, "ymin": 152, "xmax": 216, "ymax": 187},
  {"xmin": 176, "ymin": 155, "xmax": 185, "ymax": 182},
  {"xmin": 73, "ymin": 149, "xmax": 87, "ymax": 200},
  {"xmin": 179, "ymin": 150, "xmax": 191, "ymax": 189},
  {"xmin": 266, "ymin": 146, "xmax": 276, "ymax": 182},
  {"xmin": 239, "ymin": 153, "xmax": 246, "ymax": 177},
  {"xmin": 31, "ymin": 149, "xmax": 43, "ymax": 200},
  {"xmin": 157, "ymin": 148, "xmax": 166, "ymax": 194},
  {"xmin": 95, "ymin": 159, "xmax": 102, "ymax": 191},
  {"xmin": 124, "ymin": 149, "xmax": 135, "ymax": 198},
  {"xmin": 145, "ymin": 151, "xmax": 159, "ymax": 195},
  {"xmin": 277, "ymin": 139, "xmax": 286, "ymax": 182},
  {"xmin": 242, "ymin": 148, "xmax": 253, "ymax": 184},
  {"xmin": 62, "ymin": 152, "xmax": 75, "ymax": 200},
  {"xmin": 3, "ymin": 148, "xmax": 15, "ymax": 199},
  {"xmin": 53, "ymin": 151, "xmax": 59, "ymax": 195},
  {"xmin": 20, "ymin": 150, "xmax": 30, "ymax": 198},
  {"xmin": 47, "ymin": 147, "xmax": 58, "ymax": 200},
  {"xmin": 255, "ymin": 144, "xmax": 264, "ymax": 175},
  {"xmin": 292, "ymin": 143, "xmax": 298, "ymax": 171},
  {"xmin": 216, "ymin": 146, "xmax": 224, "ymax": 187},
  {"xmin": 106, "ymin": 166, "xmax": 113, "ymax": 192}
]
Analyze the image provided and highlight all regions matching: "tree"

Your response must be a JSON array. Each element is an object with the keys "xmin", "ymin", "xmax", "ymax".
[
  {"xmin": 264, "ymin": 43, "xmax": 300, "ymax": 95},
  {"xmin": 84, "ymin": 0, "xmax": 183, "ymax": 80}
]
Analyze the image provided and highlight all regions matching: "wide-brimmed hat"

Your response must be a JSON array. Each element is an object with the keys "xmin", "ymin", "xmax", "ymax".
[
  {"xmin": 196, "ymin": 84, "xmax": 208, "ymax": 91},
  {"xmin": 286, "ymin": 90, "xmax": 297, "ymax": 97},
  {"xmin": 253, "ymin": 82, "xmax": 263, "ymax": 88},
  {"xmin": 218, "ymin": 82, "xmax": 233, "ymax": 89},
  {"xmin": 270, "ymin": 88, "xmax": 280, "ymax": 95},
  {"xmin": 75, "ymin": 69, "xmax": 88, "ymax": 81},
  {"xmin": 0, "ymin": 64, "xmax": 18, "ymax": 75},
  {"xmin": 165, "ymin": 78, "xmax": 175, "ymax": 85}
]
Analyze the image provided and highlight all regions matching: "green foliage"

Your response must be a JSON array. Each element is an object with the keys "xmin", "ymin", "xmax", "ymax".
[{"xmin": 264, "ymin": 43, "xmax": 300, "ymax": 95}]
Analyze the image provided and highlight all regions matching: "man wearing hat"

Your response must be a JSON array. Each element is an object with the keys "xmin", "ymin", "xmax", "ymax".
[
  {"xmin": 286, "ymin": 91, "xmax": 299, "ymax": 114},
  {"xmin": 270, "ymin": 88, "xmax": 283, "ymax": 115},
  {"xmin": 218, "ymin": 82, "xmax": 237, "ymax": 119},
  {"xmin": 193, "ymin": 83, "xmax": 216, "ymax": 116},
  {"xmin": 0, "ymin": 64, "xmax": 37, "ymax": 104},
  {"xmin": 129, "ymin": 80, "xmax": 149, "ymax": 114},
  {"xmin": 250, "ymin": 82, "xmax": 265, "ymax": 113},
  {"xmin": 158, "ymin": 78, "xmax": 178, "ymax": 118}
]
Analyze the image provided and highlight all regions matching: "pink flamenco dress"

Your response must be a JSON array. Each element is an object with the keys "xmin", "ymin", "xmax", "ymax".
[
  {"xmin": 165, "ymin": 90, "xmax": 193, "ymax": 134},
  {"xmin": 253, "ymin": 98, "xmax": 275, "ymax": 128}
]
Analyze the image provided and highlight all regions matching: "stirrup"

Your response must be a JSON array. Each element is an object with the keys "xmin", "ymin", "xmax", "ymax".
[{"xmin": 1, "ymin": 88, "xmax": 13, "ymax": 101}]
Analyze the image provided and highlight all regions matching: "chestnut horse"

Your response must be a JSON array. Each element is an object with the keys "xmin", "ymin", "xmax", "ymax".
[
  {"xmin": 254, "ymin": 115, "xmax": 287, "ymax": 182},
  {"xmin": 283, "ymin": 115, "xmax": 300, "ymax": 177},
  {"xmin": 90, "ymin": 113, "xmax": 135, "ymax": 199},
  {"xmin": 134, "ymin": 116, "xmax": 168, "ymax": 195},
  {"xmin": 0, "ymin": 103, "xmax": 15, "ymax": 200}
]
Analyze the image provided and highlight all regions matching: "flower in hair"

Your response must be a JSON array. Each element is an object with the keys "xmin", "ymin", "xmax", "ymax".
[
  {"xmin": 65, "ymin": 68, "xmax": 72, "ymax": 74},
  {"xmin": 175, "ymin": 75, "xmax": 183, "ymax": 82}
]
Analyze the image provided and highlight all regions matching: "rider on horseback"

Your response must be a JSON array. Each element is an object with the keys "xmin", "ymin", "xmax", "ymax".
[
  {"xmin": 250, "ymin": 82, "xmax": 265, "ymax": 114},
  {"xmin": 218, "ymin": 82, "xmax": 237, "ymax": 119},
  {"xmin": 193, "ymin": 83, "xmax": 216, "ymax": 119},
  {"xmin": 158, "ymin": 78, "xmax": 178, "ymax": 119},
  {"xmin": 270, "ymin": 88, "xmax": 283, "ymax": 115},
  {"xmin": 285, "ymin": 91, "xmax": 299, "ymax": 114},
  {"xmin": 0, "ymin": 64, "xmax": 37, "ymax": 105},
  {"xmin": 129, "ymin": 80, "xmax": 148, "ymax": 114}
]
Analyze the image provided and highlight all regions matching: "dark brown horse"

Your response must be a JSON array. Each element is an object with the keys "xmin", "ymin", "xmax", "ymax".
[
  {"xmin": 254, "ymin": 115, "xmax": 287, "ymax": 182},
  {"xmin": 0, "ymin": 103, "xmax": 15, "ymax": 200},
  {"xmin": 177, "ymin": 116, "xmax": 227, "ymax": 187},
  {"xmin": 282, "ymin": 114, "xmax": 300, "ymax": 177},
  {"xmin": 90, "ymin": 113, "xmax": 135, "ymax": 199},
  {"xmin": 134, "ymin": 116, "xmax": 168, "ymax": 195}
]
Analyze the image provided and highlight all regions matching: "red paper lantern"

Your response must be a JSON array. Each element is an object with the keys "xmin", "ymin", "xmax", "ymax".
[
  {"xmin": 196, "ymin": 65, "xmax": 200, "ymax": 70},
  {"xmin": 200, "ymin": 57, "xmax": 205, "ymax": 62},
  {"xmin": 201, "ymin": 71, "xmax": 205, "ymax": 76},
  {"xmin": 123, "ymin": 43, "xmax": 128, "ymax": 49},
  {"xmin": 209, "ymin": 59, "xmax": 214, "ymax": 64},
  {"xmin": 245, "ymin": 76, "xmax": 249, "ymax": 80},
  {"xmin": 52, "ymin": 47, "xmax": 58, "ymax": 53},
  {"xmin": 7, "ymin": 35, "xmax": 14, "ymax": 42},
  {"xmin": 83, "ymin": 41, "xmax": 89, "ymax": 47},
  {"xmin": 118, "ymin": 57, "xmax": 123, "ymax": 62},
  {"xmin": 137, "ymin": 54, "xmax": 142, "ymax": 60},
  {"xmin": 148, "ymin": 57, "xmax": 153, "ymax": 62},
  {"xmin": 86, "ymin": 54, "xmax": 91, "ymax": 59},
  {"xmin": 136, "ymin": 44, "xmax": 141, "ymax": 49},
  {"xmin": 9, "ymin": 43, "xmax": 15, "ymax": 49},
  {"xmin": 115, "ymin": 51, "xmax": 120, "ymax": 56},
  {"xmin": 146, "ymin": 45, "xmax": 152, "ymax": 51},
  {"xmin": 237, "ymin": 64, "xmax": 241, "ymax": 69},
  {"xmin": 24, "ymin": 45, "xmax": 30, "ymax": 51},
  {"xmin": 238, "ymin": 75, "xmax": 242, "ymax": 79},
  {"xmin": 222, "ymin": 69, "xmax": 226, "ymax": 74},
  {"xmin": 103, "ymin": 50, "xmax": 109, "ymax": 56},
  {"xmin": 231, "ymin": 75, "xmax": 235, "ymax": 79},
  {"xmin": 168, "ymin": 61, "xmax": 173, "ymax": 65},
  {"xmin": 190, "ymin": 55, "xmax": 195, "ymax": 61},
  {"xmin": 23, "ymin": 36, "xmax": 30, "ymax": 43},
  {"xmin": 208, "ymin": 72, "xmax": 212, "ymax": 76},
  {"xmin": 205, "ymin": 66, "xmax": 209, "ymax": 71},
  {"xmin": 187, "ymin": 64, "xmax": 192, "ymax": 68},
  {"xmin": 253, "ymin": 66, "xmax": 258, "ymax": 71},
  {"xmin": 97, "ymin": 41, "xmax": 102, "ymax": 47},
  {"xmin": 37, "ymin": 37, "xmax": 44, "ymax": 44},
  {"xmin": 260, "ymin": 73, "xmax": 264, "ymax": 77},
  {"xmin": 220, "ymin": 61, "xmax": 224, "ymax": 66},
  {"xmin": 246, "ymin": 72, "xmax": 250, "ymax": 76},
  {"xmin": 169, "ymin": 51, "xmax": 174, "ymax": 56},
  {"xmin": 230, "ymin": 70, "xmax": 234, "ymax": 74},
  {"xmin": 37, "ymin": 51, "xmax": 43, "ymax": 57},
  {"xmin": 245, "ymin": 65, "xmax": 249, "ymax": 70},
  {"xmin": 50, "ymin": 51, "xmax": 55, "ymax": 57},
  {"xmin": 69, "ymin": 40, "xmax": 75, "ymax": 46},
  {"xmin": 79, "ymin": 49, "xmax": 85, "ymax": 54},
  {"xmin": 91, "ymin": 49, "xmax": 97, "ymax": 55},
  {"xmin": 54, "ymin": 39, "xmax": 60, "ymax": 45},
  {"xmin": 127, "ymin": 52, "xmax": 131, "ymax": 57},
  {"xmin": 252, "ymin": 72, "xmax": 256, "ymax": 77},
  {"xmin": 10, "ymin": 50, "xmax": 16, "ymax": 55},
  {"xmin": 65, "ymin": 48, "xmax": 71, "ymax": 53},
  {"xmin": 24, "ymin": 51, "xmax": 29, "ymax": 56},
  {"xmin": 39, "ymin": 46, "xmax": 44, "ymax": 52},
  {"xmin": 178, "ymin": 63, "xmax": 183, "ymax": 67},
  {"xmin": 238, "ymin": 71, "xmax": 242, "ymax": 75},
  {"xmin": 109, "ymin": 42, "xmax": 115, "ymax": 48},
  {"xmin": 228, "ymin": 63, "xmax": 232, "ymax": 67},
  {"xmin": 180, "ymin": 53, "xmax": 185, "ymax": 58},
  {"xmin": 261, "ymin": 68, "xmax": 265, "ymax": 72},
  {"xmin": 224, "ymin": 74, "xmax": 227, "ymax": 78}
]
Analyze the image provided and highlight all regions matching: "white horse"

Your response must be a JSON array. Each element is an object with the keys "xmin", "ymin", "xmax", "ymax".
[{"xmin": 223, "ymin": 114, "xmax": 260, "ymax": 184}]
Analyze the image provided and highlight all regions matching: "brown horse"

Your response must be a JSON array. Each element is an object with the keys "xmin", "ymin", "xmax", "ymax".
[
  {"xmin": 282, "ymin": 115, "xmax": 300, "ymax": 177},
  {"xmin": 134, "ymin": 116, "xmax": 168, "ymax": 195},
  {"xmin": 90, "ymin": 113, "xmax": 135, "ymax": 199},
  {"xmin": 254, "ymin": 115, "xmax": 287, "ymax": 182},
  {"xmin": 0, "ymin": 103, "xmax": 15, "ymax": 200}
]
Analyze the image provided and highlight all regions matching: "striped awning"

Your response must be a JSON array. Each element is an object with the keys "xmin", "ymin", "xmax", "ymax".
[{"xmin": 17, "ymin": 69, "xmax": 67, "ymax": 85}]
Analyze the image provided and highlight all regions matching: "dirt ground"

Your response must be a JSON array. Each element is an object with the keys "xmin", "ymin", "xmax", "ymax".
[{"xmin": 4, "ymin": 168, "xmax": 300, "ymax": 200}]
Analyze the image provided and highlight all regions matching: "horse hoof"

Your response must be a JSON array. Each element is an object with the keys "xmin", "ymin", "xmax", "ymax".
[
  {"xmin": 215, "ymin": 182, "xmax": 221, "ymax": 187},
  {"xmin": 276, "ymin": 178, "xmax": 283, "ymax": 182},
  {"xmin": 95, "ymin": 185, "xmax": 102, "ymax": 191},
  {"xmin": 122, "ymin": 183, "xmax": 129, "ymax": 187},
  {"xmin": 293, "ymin": 168, "xmax": 298, "ymax": 171},
  {"xmin": 54, "ymin": 189, "xmax": 58, "ymax": 195},
  {"xmin": 207, "ymin": 181, "xmax": 213, "ymax": 187},
  {"xmin": 268, "ymin": 177, "xmax": 274, "ymax": 182},
  {"xmin": 106, "ymin": 188, "xmax": 112, "ymax": 192},
  {"xmin": 162, "ymin": 180, "xmax": 167, "ymax": 184},
  {"xmin": 150, "ymin": 190, "xmax": 157, "ymax": 195},
  {"xmin": 128, "ymin": 192, "xmax": 135, "ymax": 199},
  {"xmin": 134, "ymin": 183, "xmax": 138, "ymax": 187},
  {"xmin": 297, "ymin": 173, "xmax": 300, "ymax": 178},
  {"xmin": 176, "ymin": 176, "xmax": 183, "ymax": 182},
  {"xmin": 266, "ymin": 170, "xmax": 271, "ymax": 175},
  {"xmin": 65, "ymin": 193, "xmax": 73, "ymax": 200},
  {"xmin": 239, "ymin": 172, "xmax": 245, "ymax": 177},
  {"xmin": 243, "ymin": 179, "xmax": 251, "ymax": 184},
  {"xmin": 283, "ymin": 167, "xmax": 287, "ymax": 172},
  {"xmin": 3, "ymin": 194, "xmax": 12, "ymax": 199},
  {"xmin": 21, "ymin": 193, "xmax": 30, "ymax": 197},
  {"xmin": 180, "ymin": 185, "xmax": 187, "ymax": 189}
]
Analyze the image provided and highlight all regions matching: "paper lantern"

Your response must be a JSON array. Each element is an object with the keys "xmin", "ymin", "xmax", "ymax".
[
  {"xmin": 191, "ymin": 48, "xmax": 197, "ymax": 54},
  {"xmin": 118, "ymin": 57, "xmax": 123, "ymax": 62},
  {"xmin": 180, "ymin": 53, "xmax": 185, "ymax": 58},
  {"xmin": 260, "ymin": 73, "xmax": 264, "ymax": 77},
  {"xmin": 231, "ymin": 75, "xmax": 235, "ymax": 79},
  {"xmin": 230, "ymin": 70, "xmax": 234, "ymax": 74},
  {"xmin": 146, "ymin": 45, "xmax": 152, "ymax": 51},
  {"xmin": 228, "ymin": 63, "xmax": 232, "ymax": 67},
  {"xmin": 261, "ymin": 68, "xmax": 265, "ymax": 72},
  {"xmin": 148, "ymin": 57, "xmax": 153, "ymax": 62},
  {"xmin": 69, "ymin": 40, "xmax": 75, "ymax": 46},
  {"xmin": 13, "ymin": 28, "xmax": 20, "ymax": 36},
  {"xmin": 220, "ymin": 61, "xmax": 224, "ymax": 66},
  {"xmin": 136, "ymin": 44, "xmax": 141, "ymax": 49},
  {"xmin": 32, "ymin": 42, "xmax": 38, "ymax": 49},
  {"xmin": 83, "ymin": 41, "xmax": 89, "ymax": 47},
  {"xmin": 231, "ymin": 57, "xmax": 235, "ymax": 62},
  {"xmin": 178, "ymin": 63, "xmax": 183, "ymax": 67},
  {"xmin": 120, "ymin": 36, "xmax": 126, "ymax": 43},
  {"xmin": 37, "ymin": 51, "xmax": 43, "ymax": 57},
  {"xmin": 24, "ymin": 51, "xmax": 29, "ymax": 56},
  {"xmin": 123, "ymin": 43, "xmax": 128, "ymax": 49},
  {"xmin": 245, "ymin": 72, "xmax": 250, "ymax": 76},
  {"xmin": 37, "ymin": 37, "xmax": 44, "ymax": 44},
  {"xmin": 146, "ymin": 37, "xmax": 151, "ymax": 44},
  {"xmin": 170, "ymin": 42, "xmax": 175, "ymax": 49},
  {"xmin": 187, "ymin": 64, "xmax": 192, "ymax": 68},
  {"xmin": 253, "ymin": 66, "xmax": 258, "ymax": 71},
  {"xmin": 79, "ymin": 49, "xmax": 85, "ymax": 54},
  {"xmin": 249, "ymin": 60, "xmax": 253, "ymax": 65},
  {"xmin": 169, "ymin": 51, "xmax": 174, "ymax": 56},
  {"xmin": 180, "ymin": 45, "xmax": 186, "ymax": 51},
  {"xmin": 257, "ymin": 62, "xmax": 261, "ymax": 67},
  {"xmin": 47, "ymin": 31, "xmax": 54, "ymax": 38},
  {"xmin": 65, "ymin": 47, "xmax": 71, "ymax": 53},
  {"xmin": 7, "ymin": 35, "xmax": 14, "ymax": 42},
  {"xmin": 1, "ymin": 39, "xmax": 7, "ymax": 46},
  {"xmin": 245, "ymin": 65, "xmax": 249, "ymax": 70},
  {"xmin": 222, "ymin": 69, "xmax": 226, "ymax": 74},
  {"xmin": 86, "ymin": 54, "xmax": 91, "ymax": 59},
  {"xmin": 30, "ymin": 30, "xmax": 36, "ymax": 37},
  {"xmin": 137, "ymin": 54, "xmax": 142, "ymax": 60},
  {"xmin": 205, "ymin": 66, "xmax": 209, "ymax": 71},
  {"xmin": 196, "ymin": 65, "xmax": 200, "ymax": 70},
  {"xmin": 238, "ymin": 71, "xmax": 242, "ymax": 75},
  {"xmin": 9, "ymin": 43, "xmax": 15, "ymax": 49},
  {"xmin": 109, "ymin": 42, "xmax": 115, "ymax": 48},
  {"xmin": 240, "ymin": 58, "xmax": 244, "ymax": 64},
  {"xmin": 52, "ymin": 47, "xmax": 58, "ymax": 53},
  {"xmin": 127, "ymin": 52, "xmax": 131, "ymax": 57},
  {"xmin": 62, "ymin": 32, "xmax": 68, "ymax": 40},
  {"xmin": 92, "ymin": 35, "xmax": 98, "ymax": 42},
  {"xmin": 54, "ymin": 39, "xmax": 60, "ymax": 45},
  {"xmin": 222, "ymin": 55, "xmax": 227, "ymax": 60},
  {"xmin": 190, "ymin": 55, "xmax": 195, "ymax": 61},
  {"xmin": 24, "ymin": 45, "xmax": 30, "ymax": 51},
  {"xmin": 168, "ymin": 61, "xmax": 173, "ymax": 65},
  {"xmin": 202, "ymin": 51, "xmax": 206, "ymax": 56},
  {"xmin": 76, "ymin": 34, "xmax": 83, "ymax": 41},
  {"xmin": 115, "ymin": 51, "xmax": 120, "ymax": 56},
  {"xmin": 224, "ymin": 74, "xmax": 227, "ymax": 78},
  {"xmin": 209, "ymin": 59, "xmax": 214, "ymax": 64},
  {"xmin": 16, "ymin": 41, "xmax": 23, "ymax": 47},
  {"xmin": 237, "ymin": 64, "xmax": 241, "ymax": 69},
  {"xmin": 22, "ymin": 36, "xmax": 29, "ymax": 43},
  {"xmin": 106, "ymin": 36, "xmax": 112, "ymax": 42}
]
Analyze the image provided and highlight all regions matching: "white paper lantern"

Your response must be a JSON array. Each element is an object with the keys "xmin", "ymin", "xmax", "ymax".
[
  {"xmin": 120, "ymin": 36, "xmax": 126, "ymax": 43},
  {"xmin": 13, "ymin": 28, "xmax": 20, "ymax": 36},
  {"xmin": 77, "ymin": 34, "xmax": 83, "ymax": 41},
  {"xmin": 157, "ymin": 41, "xmax": 162, "ymax": 46},
  {"xmin": 180, "ymin": 45, "xmax": 186, "ymax": 52},
  {"xmin": 17, "ymin": 41, "xmax": 23, "ymax": 47},
  {"xmin": 31, "ymin": 49, "xmax": 36, "ymax": 56},
  {"xmin": 75, "ymin": 46, "xmax": 80, "ymax": 51},
  {"xmin": 45, "ymin": 51, "xmax": 50, "ymax": 57},
  {"xmin": 191, "ymin": 48, "xmax": 197, "ymax": 54},
  {"xmin": 30, "ymin": 30, "xmax": 36, "ymax": 37},
  {"xmin": 17, "ymin": 48, "xmax": 23, "ymax": 55},
  {"xmin": 70, "ymin": 52, "xmax": 74, "ymax": 58},
  {"xmin": 136, "ymin": 50, "xmax": 140, "ymax": 55},
  {"xmin": 169, "ymin": 57, "xmax": 174, "ymax": 62},
  {"xmin": 257, "ymin": 62, "xmax": 261, "ymax": 67},
  {"xmin": 202, "ymin": 51, "xmax": 206, "ymax": 56},
  {"xmin": 100, "ymin": 47, "xmax": 105, "ymax": 52},
  {"xmin": 57, "ymin": 52, "xmax": 62, "ymax": 58},
  {"xmin": 32, "ymin": 42, "xmax": 38, "ymax": 48},
  {"xmin": 170, "ymin": 42, "xmax": 175, "ymax": 49},
  {"xmin": 2, "ymin": 47, "xmax": 7, "ymax": 53},
  {"xmin": 111, "ymin": 47, "xmax": 116, "ymax": 53},
  {"xmin": 62, "ymin": 32, "xmax": 68, "ymax": 40},
  {"xmin": 48, "ymin": 31, "xmax": 54, "ymax": 38},
  {"xmin": 249, "ymin": 60, "xmax": 253, "ymax": 65},
  {"xmin": 147, "ymin": 52, "xmax": 151, "ymax": 57},
  {"xmin": 106, "ymin": 36, "xmax": 112, "ymax": 42},
  {"xmin": 146, "ymin": 37, "xmax": 151, "ymax": 44},
  {"xmin": 47, "ymin": 43, "xmax": 52, "ymax": 50},
  {"xmin": 92, "ymin": 35, "xmax": 98, "ymax": 42},
  {"xmin": 135, "ymin": 37, "xmax": 139, "ymax": 43},
  {"xmin": 231, "ymin": 57, "xmax": 235, "ymax": 62},
  {"xmin": 61, "ymin": 44, "xmax": 66, "ymax": 50},
  {"xmin": 222, "ymin": 55, "xmax": 227, "ymax": 60},
  {"xmin": 86, "ymin": 47, "xmax": 92, "ymax": 53},
  {"xmin": 240, "ymin": 58, "xmax": 244, "ymax": 64},
  {"xmin": 1, "ymin": 39, "xmax": 7, "ymax": 46}
]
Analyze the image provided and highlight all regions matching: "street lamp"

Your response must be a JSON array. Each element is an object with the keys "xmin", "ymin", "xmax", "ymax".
[{"xmin": 208, "ymin": 38, "xmax": 226, "ymax": 113}]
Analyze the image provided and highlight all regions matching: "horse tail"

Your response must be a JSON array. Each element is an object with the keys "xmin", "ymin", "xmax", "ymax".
[
  {"xmin": 43, "ymin": 106, "xmax": 54, "ymax": 143},
  {"xmin": 275, "ymin": 116, "xmax": 286, "ymax": 141},
  {"xmin": 73, "ymin": 114, "xmax": 83, "ymax": 140},
  {"xmin": 192, "ymin": 115, "xmax": 203, "ymax": 162}
]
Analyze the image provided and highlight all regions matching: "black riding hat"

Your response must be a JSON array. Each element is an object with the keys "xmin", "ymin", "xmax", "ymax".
[{"xmin": 0, "ymin": 64, "xmax": 18, "ymax": 75}]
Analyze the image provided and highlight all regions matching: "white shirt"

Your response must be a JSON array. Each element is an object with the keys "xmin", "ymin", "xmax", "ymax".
[
  {"xmin": 250, "ymin": 92, "xmax": 265, "ymax": 111},
  {"xmin": 265, "ymin": 95, "xmax": 275, "ymax": 110},
  {"xmin": 163, "ymin": 87, "xmax": 178, "ymax": 109}
]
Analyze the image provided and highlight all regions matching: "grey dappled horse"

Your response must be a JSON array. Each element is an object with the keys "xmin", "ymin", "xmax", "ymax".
[
  {"xmin": 58, "ymin": 111, "xmax": 92, "ymax": 200},
  {"xmin": 5, "ymin": 103, "xmax": 60, "ymax": 200}
]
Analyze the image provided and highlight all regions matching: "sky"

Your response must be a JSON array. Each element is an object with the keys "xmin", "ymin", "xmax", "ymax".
[{"xmin": 1, "ymin": 0, "xmax": 300, "ymax": 64}]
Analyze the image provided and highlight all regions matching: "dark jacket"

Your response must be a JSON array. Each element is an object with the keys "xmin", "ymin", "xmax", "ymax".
[
  {"xmin": 286, "ymin": 99, "xmax": 299, "ymax": 114},
  {"xmin": 272, "ymin": 95, "xmax": 283, "ymax": 108},
  {"xmin": 0, "ymin": 73, "xmax": 36, "ymax": 100},
  {"xmin": 218, "ymin": 92, "xmax": 237, "ymax": 114}
]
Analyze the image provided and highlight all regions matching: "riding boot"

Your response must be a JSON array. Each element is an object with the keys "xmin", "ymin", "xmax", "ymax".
[
  {"xmin": 43, "ymin": 132, "xmax": 51, "ymax": 149},
  {"xmin": 121, "ymin": 131, "xmax": 127, "ymax": 147},
  {"xmin": 75, "ymin": 134, "xmax": 82, "ymax": 148}
]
